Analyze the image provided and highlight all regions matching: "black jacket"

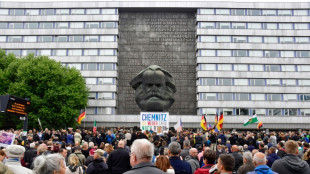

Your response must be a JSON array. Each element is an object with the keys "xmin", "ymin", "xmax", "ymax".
[
  {"xmin": 231, "ymin": 152, "xmax": 243, "ymax": 172},
  {"xmin": 86, "ymin": 158, "xmax": 108, "ymax": 174},
  {"xmin": 107, "ymin": 148, "xmax": 131, "ymax": 174}
]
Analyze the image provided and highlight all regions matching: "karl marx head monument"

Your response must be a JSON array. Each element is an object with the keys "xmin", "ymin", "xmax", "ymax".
[{"xmin": 129, "ymin": 65, "xmax": 176, "ymax": 112}]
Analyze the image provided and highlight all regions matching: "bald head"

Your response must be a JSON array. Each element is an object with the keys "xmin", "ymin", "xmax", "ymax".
[
  {"xmin": 231, "ymin": 145, "xmax": 239, "ymax": 152},
  {"xmin": 118, "ymin": 140, "xmax": 125, "ymax": 148},
  {"xmin": 253, "ymin": 152, "xmax": 267, "ymax": 166},
  {"xmin": 189, "ymin": 148, "xmax": 198, "ymax": 157},
  {"xmin": 252, "ymin": 149, "xmax": 259, "ymax": 157}
]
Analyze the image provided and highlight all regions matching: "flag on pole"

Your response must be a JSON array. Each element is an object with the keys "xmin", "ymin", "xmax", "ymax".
[
  {"xmin": 77, "ymin": 110, "xmax": 86, "ymax": 124},
  {"xmin": 93, "ymin": 120, "xmax": 97, "ymax": 133},
  {"xmin": 257, "ymin": 121, "xmax": 263, "ymax": 130},
  {"xmin": 216, "ymin": 112, "xmax": 224, "ymax": 131},
  {"xmin": 200, "ymin": 115, "xmax": 207, "ymax": 131},
  {"xmin": 213, "ymin": 113, "xmax": 219, "ymax": 132},
  {"xmin": 174, "ymin": 118, "xmax": 183, "ymax": 132},
  {"xmin": 244, "ymin": 114, "xmax": 258, "ymax": 127},
  {"xmin": 208, "ymin": 124, "xmax": 212, "ymax": 130}
]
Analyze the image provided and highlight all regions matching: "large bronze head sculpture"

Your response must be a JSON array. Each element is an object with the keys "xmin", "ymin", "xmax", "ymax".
[{"xmin": 129, "ymin": 65, "xmax": 176, "ymax": 111}]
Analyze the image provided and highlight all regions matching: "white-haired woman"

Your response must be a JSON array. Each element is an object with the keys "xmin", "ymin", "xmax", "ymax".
[{"xmin": 32, "ymin": 154, "xmax": 66, "ymax": 174}]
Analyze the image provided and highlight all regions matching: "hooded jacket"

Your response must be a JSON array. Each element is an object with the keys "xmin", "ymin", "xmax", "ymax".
[
  {"xmin": 247, "ymin": 165, "xmax": 278, "ymax": 174},
  {"xmin": 185, "ymin": 155, "xmax": 200, "ymax": 174},
  {"xmin": 271, "ymin": 154, "xmax": 310, "ymax": 174},
  {"xmin": 266, "ymin": 153, "xmax": 280, "ymax": 168}
]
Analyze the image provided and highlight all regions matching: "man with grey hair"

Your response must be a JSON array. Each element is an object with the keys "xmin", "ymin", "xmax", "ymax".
[
  {"xmin": 236, "ymin": 151, "xmax": 255, "ymax": 174},
  {"xmin": 185, "ymin": 148, "xmax": 200, "ymax": 174},
  {"xmin": 180, "ymin": 139, "xmax": 191, "ymax": 160},
  {"xmin": 108, "ymin": 140, "xmax": 131, "ymax": 174},
  {"xmin": 5, "ymin": 145, "xmax": 33, "ymax": 174},
  {"xmin": 24, "ymin": 142, "xmax": 37, "ymax": 168},
  {"xmin": 247, "ymin": 152, "xmax": 278, "ymax": 174},
  {"xmin": 124, "ymin": 139, "xmax": 165, "ymax": 174},
  {"xmin": 169, "ymin": 142, "xmax": 192, "ymax": 174}
]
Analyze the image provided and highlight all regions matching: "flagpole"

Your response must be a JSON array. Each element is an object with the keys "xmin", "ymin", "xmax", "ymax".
[{"xmin": 83, "ymin": 108, "xmax": 86, "ymax": 129}]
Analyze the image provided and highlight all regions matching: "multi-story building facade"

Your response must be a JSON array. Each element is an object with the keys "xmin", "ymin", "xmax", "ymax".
[{"xmin": 0, "ymin": 1, "xmax": 309, "ymax": 131}]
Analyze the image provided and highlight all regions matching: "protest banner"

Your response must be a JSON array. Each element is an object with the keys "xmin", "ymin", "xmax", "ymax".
[{"xmin": 140, "ymin": 112, "xmax": 169, "ymax": 134}]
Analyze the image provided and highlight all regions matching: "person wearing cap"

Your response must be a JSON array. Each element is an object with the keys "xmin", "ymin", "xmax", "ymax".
[
  {"xmin": 4, "ymin": 145, "xmax": 33, "ymax": 174},
  {"xmin": 86, "ymin": 149, "xmax": 108, "ymax": 174}
]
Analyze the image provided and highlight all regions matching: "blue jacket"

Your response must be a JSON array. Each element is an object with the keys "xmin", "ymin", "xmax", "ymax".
[
  {"xmin": 169, "ymin": 156, "xmax": 192, "ymax": 174},
  {"xmin": 266, "ymin": 153, "xmax": 280, "ymax": 168},
  {"xmin": 247, "ymin": 165, "xmax": 278, "ymax": 174}
]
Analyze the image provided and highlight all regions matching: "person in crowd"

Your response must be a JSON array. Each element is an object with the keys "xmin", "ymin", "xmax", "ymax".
[
  {"xmin": 107, "ymin": 140, "xmax": 131, "ymax": 174},
  {"xmin": 124, "ymin": 139, "xmax": 165, "ymax": 174},
  {"xmin": 216, "ymin": 154, "xmax": 235, "ymax": 174},
  {"xmin": 32, "ymin": 153, "xmax": 66, "ymax": 174},
  {"xmin": 59, "ymin": 148, "xmax": 68, "ymax": 165},
  {"xmin": 252, "ymin": 149, "xmax": 258, "ymax": 157},
  {"xmin": 247, "ymin": 152, "xmax": 277, "ymax": 174},
  {"xmin": 81, "ymin": 142, "xmax": 89, "ymax": 159},
  {"xmin": 276, "ymin": 141, "xmax": 286, "ymax": 158},
  {"xmin": 4, "ymin": 145, "xmax": 33, "ymax": 174},
  {"xmin": 181, "ymin": 140, "xmax": 191, "ymax": 160},
  {"xmin": 210, "ymin": 132, "xmax": 217, "ymax": 151},
  {"xmin": 230, "ymin": 145, "xmax": 243, "ymax": 172},
  {"xmin": 66, "ymin": 155, "xmax": 83, "ymax": 174},
  {"xmin": 169, "ymin": 141, "xmax": 192, "ymax": 174},
  {"xmin": 103, "ymin": 144, "xmax": 113, "ymax": 158},
  {"xmin": 185, "ymin": 148, "xmax": 200, "ymax": 174},
  {"xmin": 155, "ymin": 155, "xmax": 175, "ymax": 174},
  {"xmin": 106, "ymin": 131, "xmax": 115, "ymax": 145},
  {"xmin": 272, "ymin": 140, "xmax": 310, "ymax": 174},
  {"xmin": 299, "ymin": 142, "xmax": 309, "ymax": 159},
  {"xmin": 74, "ymin": 129, "xmax": 82, "ymax": 144},
  {"xmin": 86, "ymin": 149, "xmax": 108, "ymax": 174},
  {"xmin": 24, "ymin": 142, "xmax": 37, "ymax": 168},
  {"xmin": 0, "ymin": 149, "xmax": 7, "ymax": 163},
  {"xmin": 302, "ymin": 148, "xmax": 310, "ymax": 166},
  {"xmin": 68, "ymin": 146, "xmax": 85, "ymax": 167},
  {"xmin": 237, "ymin": 151, "xmax": 255, "ymax": 174},
  {"xmin": 194, "ymin": 150, "xmax": 216, "ymax": 174},
  {"xmin": 258, "ymin": 142, "xmax": 265, "ymax": 154},
  {"xmin": 266, "ymin": 147, "xmax": 280, "ymax": 168}
]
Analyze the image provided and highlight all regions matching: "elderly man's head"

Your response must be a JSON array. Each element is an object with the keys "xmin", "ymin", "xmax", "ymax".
[
  {"xmin": 168, "ymin": 142, "xmax": 181, "ymax": 156},
  {"xmin": 129, "ymin": 65, "xmax": 176, "ymax": 111},
  {"xmin": 253, "ymin": 152, "xmax": 267, "ymax": 166},
  {"xmin": 242, "ymin": 151, "xmax": 252, "ymax": 164},
  {"xmin": 231, "ymin": 145, "xmax": 239, "ymax": 152},
  {"xmin": 189, "ymin": 148, "xmax": 198, "ymax": 158},
  {"xmin": 118, "ymin": 140, "xmax": 125, "ymax": 148},
  {"xmin": 130, "ymin": 139, "xmax": 154, "ymax": 167}
]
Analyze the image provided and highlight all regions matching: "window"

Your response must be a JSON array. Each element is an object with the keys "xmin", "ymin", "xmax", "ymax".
[
  {"xmin": 235, "ymin": 93, "xmax": 249, "ymax": 101},
  {"xmin": 217, "ymin": 36, "xmax": 230, "ymax": 42},
  {"xmin": 41, "ymin": 9, "xmax": 54, "ymax": 15},
  {"xmin": 279, "ymin": 23, "xmax": 293, "ymax": 30},
  {"xmin": 236, "ymin": 108, "xmax": 249, "ymax": 115},
  {"xmin": 70, "ymin": 22, "xmax": 84, "ymax": 28},
  {"xmin": 280, "ymin": 37, "xmax": 294, "ymax": 44},
  {"xmin": 25, "ymin": 9, "xmax": 39, "ymax": 15},
  {"xmin": 102, "ymin": 22, "xmax": 117, "ymax": 28},
  {"xmin": 56, "ymin": 9, "xmax": 69, "ymax": 15},
  {"xmin": 86, "ymin": 9, "xmax": 100, "ymax": 15},
  {"xmin": 200, "ymin": 9, "xmax": 214, "ymax": 15},
  {"xmin": 282, "ymin": 65, "xmax": 295, "ymax": 72},
  {"xmin": 38, "ymin": 36, "xmax": 53, "ymax": 42},
  {"xmin": 24, "ymin": 23, "xmax": 39, "ymax": 29},
  {"xmin": 200, "ymin": 78, "xmax": 216, "ymax": 86},
  {"xmin": 0, "ymin": 23, "xmax": 8, "ymax": 29},
  {"xmin": 299, "ymin": 80, "xmax": 310, "ymax": 86},
  {"xmin": 6, "ymin": 50, "xmax": 21, "ymax": 56},
  {"xmin": 266, "ymin": 65, "xmax": 280, "ymax": 72},
  {"xmin": 55, "ymin": 22, "xmax": 69, "ymax": 29},
  {"xmin": 201, "ymin": 50, "xmax": 215, "ymax": 56},
  {"xmin": 98, "ymin": 78, "xmax": 114, "ymax": 85},
  {"xmin": 284, "ymin": 109, "xmax": 297, "ymax": 116},
  {"xmin": 22, "ymin": 50, "xmax": 36, "ymax": 56},
  {"xmin": 262, "ymin": 10, "xmax": 276, "ymax": 16},
  {"xmin": 0, "ymin": 36, "xmax": 6, "ymax": 42},
  {"xmin": 269, "ymin": 109, "xmax": 281, "ymax": 116},
  {"xmin": 298, "ymin": 65, "xmax": 310, "ymax": 72},
  {"xmin": 8, "ymin": 36, "xmax": 22, "ymax": 42},
  {"xmin": 85, "ymin": 78, "xmax": 96, "ymax": 85},
  {"xmin": 301, "ymin": 109, "xmax": 310, "ymax": 116},
  {"xmin": 37, "ymin": 50, "xmax": 51, "ymax": 56},
  {"xmin": 281, "ymin": 51, "xmax": 295, "ymax": 58},
  {"xmin": 248, "ymin": 9, "xmax": 261, "ymax": 16},
  {"xmin": 0, "ymin": 9, "xmax": 9, "ymax": 15},
  {"xmin": 218, "ymin": 93, "xmax": 233, "ymax": 101},
  {"xmin": 54, "ymin": 36, "xmax": 67, "ymax": 42},
  {"xmin": 69, "ymin": 36, "xmax": 83, "ymax": 42},
  {"xmin": 200, "ymin": 64, "xmax": 216, "ymax": 71},
  {"xmin": 99, "ymin": 63, "xmax": 114, "ymax": 71},
  {"xmin": 295, "ymin": 37, "xmax": 310, "ymax": 44},
  {"xmin": 217, "ymin": 50, "xmax": 231, "ymax": 57},
  {"xmin": 218, "ymin": 78, "xmax": 232, "ymax": 86},
  {"xmin": 100, "ymin": 49, "xmax": 114, "ymax": 56},
  {"xmin": 283, "ymin": 94, "xmax": 297, "ymax": 101},
  {"xmin": 84, "ymin": 49, "xmax": 98, "ymax": 56},
  {"xmin": 200, "ymin": 93, "xmax": 216, "ymax": 100},
  {"xmin": 248, "ymin": 23, "xmax": 262, "ymax": 29},
  {"xmin": 85, "ymin": 22, "xmax": 100, "ymax": 28},
  {"xmin": 278, "ymin": 10, "xmax": 292, "ymax": 16},
  {"xmin": 83, "ymin": 63, "xmax": 97, "ymax": 71},
  {"xmin": 232, "ymin": 36, "xmax": 246, "ymax": 43},
  {"xmin": 263, "ymin": 23, "xmax": 277, "ymax": 30},
  {"xmin": 294, "ymin": 10, "xmax": 308, "ymax": 16},
  {"xmin": 88, "ymin": 92, "xmax": 96, "ymax": 99},
  {"xmin": 220, "ymin": 108, "xmax": 233, "ymax": 115},
  {"xmin": 232, "ymin": 23, "xmax": 246, "ymax": 29},
  {"xmin": 233, "ymin": 50, "xmax": 247, "ymax": 57},
  {"xmin": 85, "ymin": 107, "xmax": 95, "ymax": 114},
  {"xmin": 71, "ymin": 9, "xmax": 85, "ymax": 15},
  {"xmin": 9, "ymin": 23, "xmax": 23, "ymax": 29},
  {"xmin": 296, "ymin": 51, "xmax": 310, "ymax": 58},
  {"xmin": 67, "ymin": 63, "xmax": 81, "ymax": 70},
  {"xmin": 53, "ymin": 49, "xmax": 67, "ymax": 56},
  {"xmin": 266, "ymin": 79, "xmax": 281, "ymax": 86},
  {"xmin": 200, "ymin": 22, "xmax": 215, "ymax": 29},
  {"xmin": 248, "ymin": 37, "xmax": 263, "ymax": 43},
  {"xmin": 102, "ymin": 9, "xmax": 117, "ymax": 15},
  {"xmin": 98, "ymin": 92, "xmax": 114, "ymax": 99},
  {"xmin": 267, "ymin": 94, "xmax": 281, "ymax": 101},
  {"xmin": 264, "ymin": 37, "xmax": 278, "ymax": 43},
  {"xmin": 231, "ymin": 9, "xmax": 246, "ymax": 16},
  {"xmin": 216, "ymin": 22, "xmax": 230, "ymax": 29},
  {"xmin": 40, "ymin": 22, "xmax": 53, "ymax": 29},
  {"xmin": 216, "ymin": 9, "xmax": 230, "ymax": 15},
  {"xmin": 85, "ymin": 36, "xmax": 99, "ymax": 42},
  {"xmin": 295, "ymin": 23, "xmax": 308, "ymax": 30},
  {"xmin": 250, "ymin": 79, "xmax": 264, "ymax": 86},
  {"xmin": 100, "ymin": 35, "xmax": 115, "ymax": 42},
  {"xmin": 218, "ymin": 64, "xmax": 232, "ymax": 71},
  {"xmin": 249, "ymin": 51, "xmax": 263, "ymax": 57},
  {"xmin": 68, "ymin": 49, "xmax": 82, "ymax": 56},
  {"xmin": 282, "ymin": 79, "xmax": 296, "ymax": 86},
  {"xmin": 250, "ymin": 65, "xmax": 264, "ymax": 71},
  {"xmin": 201, "ymin": 108, "xmax": 217, "ymax": 115},
  {"xmin": 234, "ymin": 79, "xmax": 248, "ymax": 86},
  {"xmin": 234, "ymin": 64, "xmax": 248, "ymax": 71},
  {"xmin": 10, "ymin": 9, "xmax": 24, "ymax": 15},
  {"xmin": 265, "ymin": 51, "xmax": 279, "ymax": 58},
  {"xmin": 253, "ymin": 109, "xmax": 266, "ymax": 116}
]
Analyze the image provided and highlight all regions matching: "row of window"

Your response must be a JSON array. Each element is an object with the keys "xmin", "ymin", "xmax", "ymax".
[
  {"xmin": 88, "ymin": 92, "xmax": 116, "ymax": 100},
  {"xmin": 198, "ymin": 78, "xmax": 310, "ymax": 87},
  {"xmin": 198, "ymin": 22, "xmax": 310, "ymax": 30},
  {"xmin": 198, "ymin": 36, "xmax": 310, "ymax": 44},
  {"xmin": 199, "ymin": 93, "xmax": 310, "ymax": 101},
  {"xmin": 0, "ymin": 22, "xmax": 117, "ymax": 29},
  {"xmin": 198, "ymin": 9, "xmax": 309, "ymax": 16},
  {"xmin": 86, "ymin": 107, "xmax": 115, "ymax": 115},
  {"xmin": 198, "ymin": 64, "xmax": 310, "ymax": 72},
  {"xmin": 62, "ymin": 63, "xmax": 116, "ymax": 71},
  {"xmin": 0, "ymin": 8, "xmax": 117, "ymax": 15},
  {"xmin": 0, "ymin": 35, "xmax": 117, "ymax": 43},
  {"xmin": 5, "ymin": 49, "xmax": 117, "ymax": 57},
  {"xmin": 198, "ymin": 50, "xmax": 310, "ymax": 58},
  {"xmin": 84, "ymin": 78, "xmax": 116, "ymax": 85},
  {"xmin": 200, "ymin": 108, "xmax": 310, "ymax": 116}
]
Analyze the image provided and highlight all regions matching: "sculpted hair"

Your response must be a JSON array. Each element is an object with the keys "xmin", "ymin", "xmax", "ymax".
[
  {"xmin": 169, "ymin": 142, "xmax": 181, "ymax": 155},
  {"xmin": 33, "ymin": 154, "xmax": 64, "ymax": 174},
  {"xmin": 219, "ymin": 154, "xmax": 235, "ymax": 172},
  {"xmin": 131, "ymin": 139, "xmax": 154, "ymax": 160},
  {"xmin": 285, "ymin": 140, "xmax": 299, "ymax": 154},
  {"xmin": 243, "ymin": 151, "xmax": 252, "ymax": 163}
]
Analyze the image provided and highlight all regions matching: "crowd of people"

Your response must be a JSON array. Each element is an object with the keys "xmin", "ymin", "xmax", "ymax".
[{"xmin": 1, "ymin": 127, "xmax": 310, "ymax": 174}]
